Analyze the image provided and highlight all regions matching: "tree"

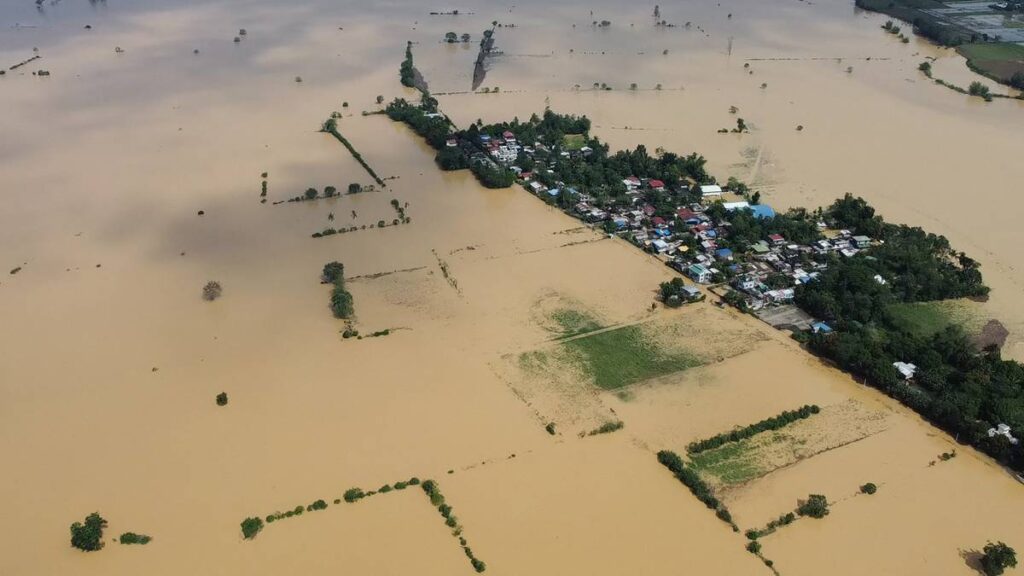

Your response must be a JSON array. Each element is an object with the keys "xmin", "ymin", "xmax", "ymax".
[
  {"xmin": 797, "ymin": 494, "xmax": 829, "ymax": 518},
  {"xmin": 1011, "ymin": 72, "xmax": 1024, "ymax": 90},
  {"xmin": 445, "ymin": 31, "xmax": 458, "ymax": 43},
  {"xmin": 347, "ymin": 183, "xmax": 362, "ymax": 194},
  {"xmin": 461, "ymin": 33, "xmax": 471, "ymax": 42},
  {"xmin": 202, "ymin": 281, "xmax": 223, "ymax": 301},
  {"xmin": 305, "ymin": 187, "xmax": 318, "ymax": 200},
  {"xmin": 376, "ymin": 95, "xmax": 384, "ymax": 104},
  {"xmin": 216, "ymin": 392, "xmax": 228, "ymax": 406},
  {"xmin": 240, "ymin": 517, "xmax": 263, "ymax": 540},
  {"xmin": 322, "ymin": 261, "xmax": 345, "ymax": 284},
  {"xmin": 324, "ymin": 185, "xmax": 337, "ymax": 197},
  {"xmin": 981, "ymin": 542, "xmax": 1017, "ymax": 576},
  {"xmin": 70, "ymin": 512, "xmax": 107, "ymax": 551}
]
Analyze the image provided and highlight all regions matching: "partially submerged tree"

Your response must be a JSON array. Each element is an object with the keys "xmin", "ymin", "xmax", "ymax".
[
  {"xmin": 202, "ymin": 281, "xmax": 223, "ymax": 301},
  {"xmin": 70, "ymin": 512, "xmax": 107, "ymax": 551},
  {"xmin": 981, "ymin": 541, "xmax": 1017, "ymax": 576}
]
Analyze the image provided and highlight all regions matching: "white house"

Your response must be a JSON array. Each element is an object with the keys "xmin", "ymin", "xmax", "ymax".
[
  {"xmin": 700, "ymin": 184, "xmax": 723, "ymax": 198},
  {"xmin": 893, "ymin": 361, "xmax": 917, "ymax": 380}
]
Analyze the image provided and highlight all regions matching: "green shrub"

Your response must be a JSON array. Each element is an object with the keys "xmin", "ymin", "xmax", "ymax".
[
  {"xmin": 118, "ymin": 532, "xmax": 152, "ymax": 545},
  {"xmin": 860, "ymin": 482, "xmax": 877, "ymax": 495},
  {"xmin": 587, "ymin": 420, "xmax": 624, "ymax": 436},
  {"xmin": 545, "ymin": 422, "xmax": 556, "ymax": 435},
  {"xmin": 343, "ymin": 488, "xmax": 365, "ymax": 503},
  {"xmin": 747, "ymin": 541, "xmax": 762, "ymax": 554},
  {"xmin": 241, "ymin": 517, "xmax": 264, "ymax": 540},
  {"xmin": 70, "ymin": 512, "xmax": 107, "ymax": 551},
  {"xmin": 981, "ymin": 541, "xmax": 1017, "ymax": 576},
  {"xmin": 797, "ymin": 494, "xmax": 829, "ymax": 519},
  {"xmin": 216, "ymin": 392, "xmax": 228, "ymax": 406}
]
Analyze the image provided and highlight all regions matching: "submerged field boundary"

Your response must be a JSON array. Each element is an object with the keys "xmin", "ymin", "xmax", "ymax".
[
  {"xmin": 320, "ymin": 118, "xmax": 387, "ymax": 187},
  {"xmin": 241, "ymin": 476, "xmax": 488, "ymax": 572}
]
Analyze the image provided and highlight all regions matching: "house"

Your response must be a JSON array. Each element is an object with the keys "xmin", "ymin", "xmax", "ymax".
[
  {"xmin": 503, "ymin": 130, "xmax": 516, "ymax": 142},
  {"xmin": 677, "ymin": 208, "xmax": 700, "ymax": 222},
  {"xmin": 681, "ymin": 286, "xmax": 702, "ymax": 300},
  {"xmin": 623, "ymin": 176, "xmax": 641, "ymax": 189},
  {"xmin": 768, "ymin": 233, "xmax": 785, "ymax": 245},
  {"xmin": 446, "ymin": 138, "xmax": 458, "ymax": 147},
  {"xmin": 651, "ymin": 239, "xmax": 670, "ymax": 252},
  {"xmin": 893, "ymin": 361, "xmax": 917, "ymax": 380},
  {"xmin": 651, "ymin": 216, "xmax": 666, "ymax": 227},
  {"xmin": 688, "ymin": 263, "xmax": 712, "ymax": 284},
  {"xmin": 529, "ymin": 181, "xmax": 547, "ymax": 194},
  {"xmin": 715, "ymin": 248, "xmax": 734, "ymax": 261},
  {"xmin": 987, "ymin": 424, "xmax": 1019, "ymax": 445},
  {"xmin": 853, "ymin": 235, "xmax": 871, "ymax": 249},
  {"xmin": 750, "ymin": 204, "xmax": 776, "ymax": 220},
  {"xmin": 722, "ymin": 201, "xmax": 750, "ymax": 211},
  {"xmin": 648, "ymin": 179, "xmax": 666, "ymax": 190},
  {"xmin": 811, "ymin": 321, "xmax": 833, "ymax": 334},
  {"xmin": 700, "ymin": 184, "xmax": 723, "ymax": 198}
]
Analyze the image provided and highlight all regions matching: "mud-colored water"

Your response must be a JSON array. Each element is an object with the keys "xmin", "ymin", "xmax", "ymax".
[{"xmin": 1, "ymin": 1, "xmax": 1021, "ymax": 575}]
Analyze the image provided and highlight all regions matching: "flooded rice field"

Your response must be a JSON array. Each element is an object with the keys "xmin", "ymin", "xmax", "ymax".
[{"xmin": 1, "ymin": 0, "xmax": 1021, "ymax": 574}]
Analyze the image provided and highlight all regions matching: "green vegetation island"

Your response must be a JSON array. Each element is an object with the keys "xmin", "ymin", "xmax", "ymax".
[{"xmin": 383, "ymin": 86, "xmax": 1024, "ymax": 476}]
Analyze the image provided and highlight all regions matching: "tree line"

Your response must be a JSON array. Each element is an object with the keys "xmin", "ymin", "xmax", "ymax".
[
  {"xmin": 323, "ymin": 261, "xmax": 354, "ymax": 319},
  {"xmin": 687, "ymin": 405, "xmax": 821, "ymax": 454},
  {"xmin": 656, "ymin": 450, "xmax": 737, "ymax": 529}
]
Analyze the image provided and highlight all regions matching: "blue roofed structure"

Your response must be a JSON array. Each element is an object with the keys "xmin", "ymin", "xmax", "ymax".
[{"xmin": 750, "ymin": 204, "xmax": 776, "ymax": 219}]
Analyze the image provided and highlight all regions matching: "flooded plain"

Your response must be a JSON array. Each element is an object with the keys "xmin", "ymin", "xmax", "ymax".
[{"xmin": 1, "ymin": 0, "xmax": 1022, "ymax": 575}]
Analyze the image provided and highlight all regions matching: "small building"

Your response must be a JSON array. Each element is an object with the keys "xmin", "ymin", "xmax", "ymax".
[
  {"xmin": 768, "ymin": 233, "xmax": 785, "ymax": 245},
  {"xmin": 987, "ymin": 423, "xmax": 1019, "ymax": 445},
  {"xmin": 722, "ymin": 201, "xmax": 750, "ymax": 211},
  {"xmin": 688, "ymin": 263, "xmax": 712, "ymax": 284},
  {"xmin": 893, "ymin": 361, "xmax": 917, "ymax": 380},
  {"xmin": 750, "ymin": 204, "xmax": 776, "ymax": 220},
  {"xmin": 700, "ymin": 184, "xmax": 723, "ymax": 198},
  {"xmin": 853, "ymin": 235, "xmax": 871, "ymax": 249},
  {"xmin": 648, "ymin": 179, "xmax": 666, "ymax": 190},
  {"xmin": 715, "ymin": 248, "xmax": 734, "ymax": 261},
  {"xmin": 811, "ymin": 321, "xmax": 833, "ymax": 334},
  {"xmin": 651, "ymin": 239, "xmax": 670, "ymax": 252}
]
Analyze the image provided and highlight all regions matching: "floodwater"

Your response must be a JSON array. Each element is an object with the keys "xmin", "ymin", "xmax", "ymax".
[{"xmin": 1, "ymin": 1, "xmax": 1022, "ymax": 575}]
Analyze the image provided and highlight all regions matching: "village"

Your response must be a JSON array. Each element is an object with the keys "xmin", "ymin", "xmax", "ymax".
[{"xmin": 468, "ymin": 123, "xmax": 880, "ymax": 329}]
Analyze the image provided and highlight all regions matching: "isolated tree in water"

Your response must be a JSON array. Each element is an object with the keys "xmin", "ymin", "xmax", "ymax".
[
  {"xmin": 981, "ymin": 541, "xmax": 1017, "ymax": 576},
  {"xmin": 70, "ymin": 512, "xmax": 107, "ymax": 551},
  {"xmin": 202, "ymin": 281, "xmax": 222, "ymax": 301}
]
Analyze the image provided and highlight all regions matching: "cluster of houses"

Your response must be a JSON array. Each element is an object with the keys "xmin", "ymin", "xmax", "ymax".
[{"xmin": 477, "ymin": 133, "xmax": 882, "ymax": 317}]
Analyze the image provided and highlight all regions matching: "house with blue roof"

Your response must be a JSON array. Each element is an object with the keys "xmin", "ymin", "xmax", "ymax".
[
  {"xmin": 750, "ymin": 204, "xmax": 776, "ymax": 219},
  {"xmin": 715, "ymin": 248, "xmax": 734, "ymax": 261}
]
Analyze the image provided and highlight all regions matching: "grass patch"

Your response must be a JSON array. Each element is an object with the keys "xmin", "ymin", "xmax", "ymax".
[
  {"xmin": 562, "ymin": 133, "xmax": 587, "ymax": 150},
  {"xmin": 563, "ymin": 324, "xmax": 700, "ymax": 390},
  {"xmin": 957, "ymin": 42, "xmax": 1024, "ymax": 63},
  {"xmin": 689, "ymin": 441, "xmax": 763, "ymax": 485},
  {"xmin": 957, "ymin": 42, "xmax": 1024, "ymax": 85},
  {"xmin": 550, "ymin": 308, "xmax": 603, "ymax": 339},
  {"xmin": 886, "ymin": 299, "xmax": 982, "ymax": 338}
]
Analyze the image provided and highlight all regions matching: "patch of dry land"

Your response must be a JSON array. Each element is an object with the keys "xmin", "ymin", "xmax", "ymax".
[{"xmin": 1, "ymin": 1, "xmax": 1022, "ymax": 575}]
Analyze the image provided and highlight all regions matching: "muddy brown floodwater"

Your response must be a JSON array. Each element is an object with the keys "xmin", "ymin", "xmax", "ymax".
[{"xmin": 1, "ymin": 1, "xmax": 1021, "ymax": 575}]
